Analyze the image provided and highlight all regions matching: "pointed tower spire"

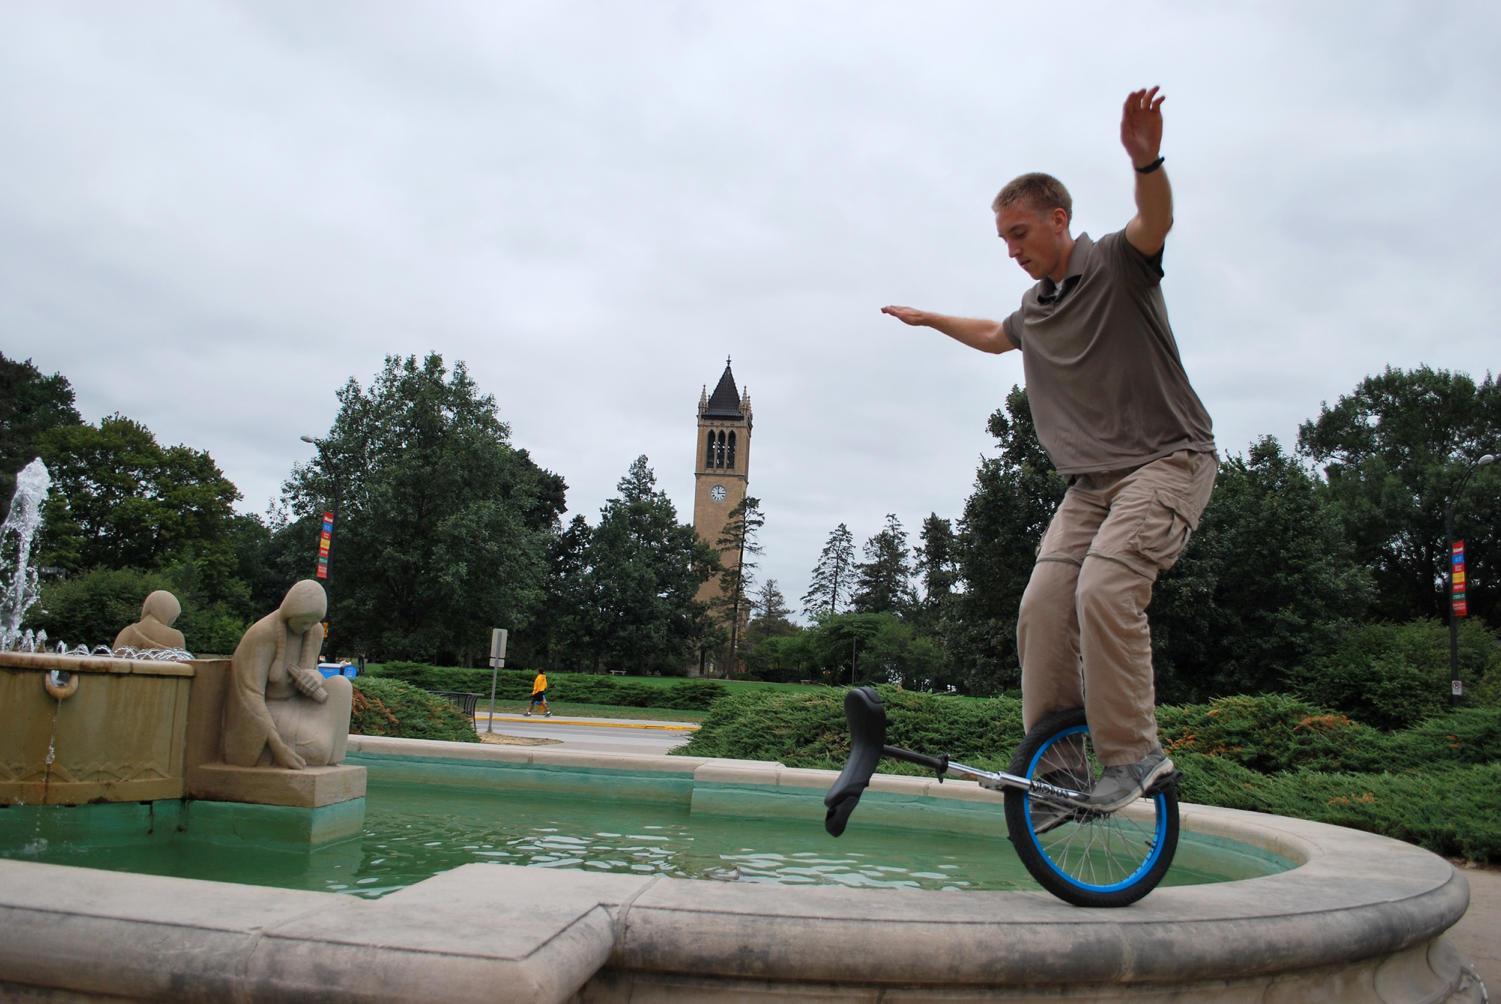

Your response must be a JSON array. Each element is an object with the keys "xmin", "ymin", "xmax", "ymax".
[{"xmin": 703, "ymin": 358, "xmax": 742, "ymax": 418}]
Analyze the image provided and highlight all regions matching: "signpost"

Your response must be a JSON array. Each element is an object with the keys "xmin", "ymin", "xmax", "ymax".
[{"xmin": 487, "ymin": 628, "xmax": 508, "ymax": 734}]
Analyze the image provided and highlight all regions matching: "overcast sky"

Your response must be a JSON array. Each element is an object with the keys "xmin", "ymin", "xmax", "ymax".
[{"xmin": 4, "ymin": 2, "xmax": 1498, "ymax": 622}]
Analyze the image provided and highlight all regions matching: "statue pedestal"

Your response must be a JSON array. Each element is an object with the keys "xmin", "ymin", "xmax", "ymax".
[
  {"xmin": 187, "ymin": 762, "xmax": 366, "ymax": 808},
  {"xmin": 185, "ymin": 763, "xmax": 368, "ymax": 847}
]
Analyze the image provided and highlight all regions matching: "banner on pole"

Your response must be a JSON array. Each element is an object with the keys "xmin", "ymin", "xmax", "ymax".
[
  {"xmin": 1451, "ymin": 540, "xmax": 1468, "ymax": 618},
  {"xmin": 316, "ymin": 511, "xmax": 335, "ymax": 580}
]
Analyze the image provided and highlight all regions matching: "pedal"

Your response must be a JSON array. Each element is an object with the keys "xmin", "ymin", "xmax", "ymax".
[{"xmin": 1144, "ymin": 769, "xmax": 1182, "ymax": 795}]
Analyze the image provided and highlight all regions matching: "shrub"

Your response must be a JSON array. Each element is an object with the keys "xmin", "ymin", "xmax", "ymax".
[
  {"xmin": 1158, "ymin": 694, "xmax": 1388, "ymax": 774},
  {"xmin": 1385, "ymin": 707, "xmax": 1501, "ymax": 767},
  {"xmin": 1292, "ymin": 619, "xmax": 1500, "ymax": 729},
  {"xmin": 1174, "ymin": 754, "xmax": 1501, "ymax": 865},
  {"xmin": 679, "ymin": 685, "xmax": 1021, "ymax": 773},
  {"xmin": 351, "ymin": 677, "xmax": 479, "ymax": 742}
]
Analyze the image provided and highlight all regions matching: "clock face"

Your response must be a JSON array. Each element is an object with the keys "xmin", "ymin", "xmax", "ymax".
[{"xmin": 710, "ymin": 484, "xmax": 727, "ymax": 503}]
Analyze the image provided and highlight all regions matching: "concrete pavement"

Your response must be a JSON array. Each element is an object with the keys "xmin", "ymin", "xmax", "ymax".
[
  {"xmin": 1449, "ymin": 864, "xmax": 1498, "ymax": 996},
  {"xmin": 474, "ymin": 712, "xmax": 697, "ymax": 755}
]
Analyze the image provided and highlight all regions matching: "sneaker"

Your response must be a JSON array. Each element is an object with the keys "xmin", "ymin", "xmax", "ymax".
[
  {"xmin": 1081, "ymin": 751, "xmax": 1175, "ymax": 813},
  {"xmin": 544, "ymin": 712, "xmax": 553, "ymax": 718},
  {"xmin": 523, "ymin": 712, "xmax": 531, "ymax": 717}
]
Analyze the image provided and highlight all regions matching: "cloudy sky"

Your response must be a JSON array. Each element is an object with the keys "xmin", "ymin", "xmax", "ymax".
[{"xmin": 4, "ymin": 3, "xmax": 1498, "ymax": 620}]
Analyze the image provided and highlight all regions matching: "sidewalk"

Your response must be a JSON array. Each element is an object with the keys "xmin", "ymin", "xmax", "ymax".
[
  {"xmin": 476, "ymin": 712, "xmax": 699, "ymax": 731},
  {"xmin": 1450, "ymin": 864, "xmax": 1498, "ymax": 996}
]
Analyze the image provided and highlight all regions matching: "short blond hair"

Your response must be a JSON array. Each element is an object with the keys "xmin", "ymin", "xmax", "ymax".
[{"xmin": 991, "ymin": 173, "xmax": 1072, "ymax": 220}]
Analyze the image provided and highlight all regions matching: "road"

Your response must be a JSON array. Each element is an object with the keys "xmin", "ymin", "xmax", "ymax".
[{"xmin": 474, "ymin": 713, "xmax": 696, "ymax": 755}]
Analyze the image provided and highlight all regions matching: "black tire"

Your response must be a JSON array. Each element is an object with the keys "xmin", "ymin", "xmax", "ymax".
[{"xmin": 1003, "ymin": 708, "xmax": 1179, "ymax": 908}]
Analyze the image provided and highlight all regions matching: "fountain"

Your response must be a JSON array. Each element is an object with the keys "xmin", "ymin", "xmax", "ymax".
[{"xmin": 0, "ymin": 462, "xmax": 1482, "ymax": 1001}]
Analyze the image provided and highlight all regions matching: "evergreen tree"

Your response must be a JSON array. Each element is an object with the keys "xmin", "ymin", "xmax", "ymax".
[
  {"xmin": 913, "ymin": 512, "xmax": 958, "ymax": 629},
  {"xmin": 802, "ymin": 522, "xmax": 855, "ymax": 619},
  {"xmin": 751, "ymin": 578, "xmax": 794, "ymax": 626},
  {"xmin": 523, "ymin": 514, "xmax": 595, "ymax": 671},
  {"xmin": 585, "ymin": 456, "xmax": 718, "ymax": 674},
  {"xmin": 710, "ymin": 496, "xmax": 764, "ymax": 674},
  {"xmin": 950, "ymin": 386, "xmax": 1067, "ymax": 693},
  {"xmin": 852, "ymin": 513, "xmax": 917, "ymax": 615}
]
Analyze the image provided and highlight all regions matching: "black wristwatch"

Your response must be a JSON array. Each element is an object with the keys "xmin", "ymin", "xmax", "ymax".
[{"xmin": 1135, "ymin": 156, "xmax": 1165, "ymax": 174}]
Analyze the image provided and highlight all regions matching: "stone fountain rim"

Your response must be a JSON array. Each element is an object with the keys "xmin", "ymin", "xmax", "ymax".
[
  {"xmin": 0, "ymin": 649, "xmax": 195, "ymax": 677},
  {"xmin": 0, "ymin": 695, "xmax": 1473, "ymax": 1001}
]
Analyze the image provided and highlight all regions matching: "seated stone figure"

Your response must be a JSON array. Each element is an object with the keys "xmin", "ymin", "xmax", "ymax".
[
  {"xmin": 223, "ymin": 580, "xmax": 351, "ymax": 770},
  {"xmin": 113, "ymin": 590, "xmax": 187, "ymax": 651}
]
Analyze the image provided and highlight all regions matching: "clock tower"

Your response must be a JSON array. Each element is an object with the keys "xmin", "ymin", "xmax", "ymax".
[{"xmin": 693, "ymin": 357, "xmax": 753, "ymax": 620}]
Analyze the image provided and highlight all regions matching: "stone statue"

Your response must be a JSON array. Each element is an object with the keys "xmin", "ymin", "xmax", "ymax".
[
  {"xmin": 223, "ymin": 580, "xmax": 351, "ymax": 770},
  {"xmin": 113, "ymin": 590, "xmax": 187, "ymax": 651}
]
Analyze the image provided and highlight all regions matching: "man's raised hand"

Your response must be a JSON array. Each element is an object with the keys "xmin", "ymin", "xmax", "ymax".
[
  {"xmin": 1120, "ymin": 86, "xmax": 1165, "ymax": 169},
  {"xmin": 881, "ymin": 305, "xmax": 928, "ymax": 326}
]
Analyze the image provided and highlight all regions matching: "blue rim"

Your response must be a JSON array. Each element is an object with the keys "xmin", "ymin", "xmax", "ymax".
[{"xmin": 1023, "ymin": 724, "xmax": 1168, "ymax": 894}]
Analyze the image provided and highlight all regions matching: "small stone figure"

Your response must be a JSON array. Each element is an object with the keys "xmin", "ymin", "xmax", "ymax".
[
  {"xmin": 113, "ymin": 590, "xmax": 187, "ymax": 651},
  {"xmin": 223, "ymin": 580, "xmax": 351, "ymax": 769}
]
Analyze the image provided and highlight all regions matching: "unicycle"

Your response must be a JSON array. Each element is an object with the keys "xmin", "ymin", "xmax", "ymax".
[{"xmin": 824, "ymin": 687, "xmax": 1179, "ymax": 907}]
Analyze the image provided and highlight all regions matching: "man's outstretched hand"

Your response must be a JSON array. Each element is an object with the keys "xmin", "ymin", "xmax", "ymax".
[
  {"xmin": 1120, "ymin": 86, "xmax": 1165, "ymax": 169},
  {"xmin": 881, "ymin": 305, "xmax": 928, "ymax": 326}
]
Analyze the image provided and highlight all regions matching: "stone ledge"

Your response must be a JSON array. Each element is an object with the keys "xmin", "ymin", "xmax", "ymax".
[{"xmin": 186, "ymin": 761, "xmax": 366, "ymax": 808}]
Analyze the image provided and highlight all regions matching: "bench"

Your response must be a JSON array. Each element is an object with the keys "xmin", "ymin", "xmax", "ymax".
[
  {"xmin": 609, "ymin": 670, "xmax": 627, "ymax": 676},
  {"xmin": 434, "ymin": 690, "xmax": 482, "ymax": 718}
]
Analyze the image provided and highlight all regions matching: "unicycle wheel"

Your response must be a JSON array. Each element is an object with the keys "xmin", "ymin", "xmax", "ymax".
[{"xmin": 1002, "ymin": 708, "xmax": 1179, "ymax": 908}]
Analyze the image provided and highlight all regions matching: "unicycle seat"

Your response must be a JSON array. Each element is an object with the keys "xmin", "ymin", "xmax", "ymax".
[{"xmin": 823, "ymin": 687, "xmax": 887, "ymax": 836}]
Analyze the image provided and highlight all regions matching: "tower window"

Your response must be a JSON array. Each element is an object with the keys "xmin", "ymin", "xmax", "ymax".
[
  {"xmin": 706, "ymin": 431, "xmax": 716, "ymax": 469},
  {"xmin": 727, "ymin": 431, "xmax": 736, "ymax": 470}
]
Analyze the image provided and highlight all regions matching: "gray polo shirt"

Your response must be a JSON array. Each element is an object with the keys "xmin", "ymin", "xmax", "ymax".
[{"xmin": 1000, "ymin": 231, "xmax": 1216, "ymax": 475}]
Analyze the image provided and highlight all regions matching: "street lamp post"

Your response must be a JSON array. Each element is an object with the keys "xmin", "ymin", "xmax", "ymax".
[
  {"xmin": 301, "ymin": 435, "xmax": 340, "ymax": 661},
  {"xmin": 1444, "ymin": 452, "xmax": 1495, "ymax": 707}
]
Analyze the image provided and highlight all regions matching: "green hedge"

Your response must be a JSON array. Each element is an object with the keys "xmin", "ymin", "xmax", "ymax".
[
  {"xmin": 367, "ymin": 662, "xmax": 728, "ymax": 710},
  {"xmin": 1172, "ymin": 752, "xmax": 1501, "ymax": 863},
  {"xmin": 680, "ymin": 685, "xmax": 1019, "ymax": 773},
  {"xmin": 351, "ymin": 677, "xmax": 479, "ymax": 743},
  {"xmin": 679, "ymin": 687, "xmax": 1501, "ymax": 863}
]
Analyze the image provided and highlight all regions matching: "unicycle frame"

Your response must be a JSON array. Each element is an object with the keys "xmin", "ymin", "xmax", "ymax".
[{"xmin": 878, "ymin": 744, "xmax": 1088, "ymax": 803}]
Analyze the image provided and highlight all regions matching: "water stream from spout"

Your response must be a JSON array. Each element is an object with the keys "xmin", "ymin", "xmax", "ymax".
[{"xmin": 1, "ymin": 459, "xmax": 51, "ymax": 650}]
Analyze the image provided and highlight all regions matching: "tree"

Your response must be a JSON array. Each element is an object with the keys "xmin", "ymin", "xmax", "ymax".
[
  {"xmin": 1, "ymin": 354, "xmax": 83, "ymax": 524},
  {"xmin": 852, "ymin": 513, "xmax": 916, "ymax": 616},
  {"xmin": 1298, "ymin": 366, "xmax": 1501, "ymax": 625},
  {"xmin": 740, "ymin": 578, "xmax": 801, "ymax": 680},
  {"xmin": 751, "ymin": 579, "xmax": 795, "ymax": 629},
  {"xmin": 949, "ymin": 387, "xmax": 1067, "ymax": 693},
  {"xmin": 278, "ymin": 353, "xmax": 565, "ymax": 663},
  {"xmin": 583, "ymin": 456, "xmax": 718, "ymax": 674},
  {"xmin": 1149, "ymin": 437, "xmax": 1374, "ymax": 702},
  {"xmin": 710, "ymin": 496, "xmax": 764, "ymax": 674},
  {"xmin": 913, "ymin": 513, "xmax": 958, "ymax": 631},
  {"xmin": 802, "ymin": 522, "xmax": 855, "ymax": 619},
  {"xmin": 36, "ymin": 415, "xmax": 242, "ymax": 576},
  {"xmin": 522, "ymin": 515, "xmax": 596, "ymax": 671}
]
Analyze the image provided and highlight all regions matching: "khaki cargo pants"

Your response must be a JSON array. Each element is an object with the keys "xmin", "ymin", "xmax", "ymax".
[{"xmin": 1016, "ymin": 449, "xmax": 1217, "ymax": 765}]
